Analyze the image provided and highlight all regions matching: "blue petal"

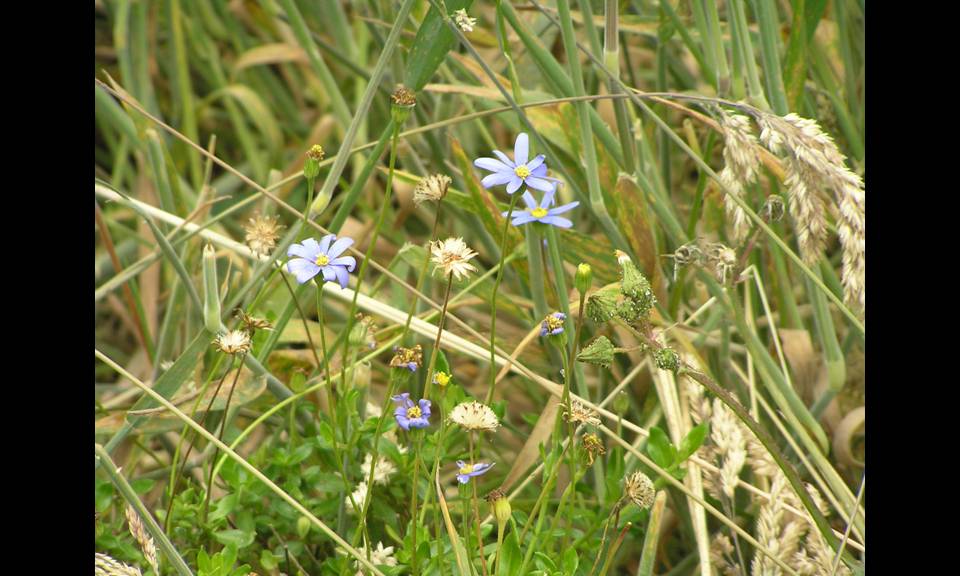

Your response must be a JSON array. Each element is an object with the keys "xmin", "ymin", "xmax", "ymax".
[
  {"xmin": 532, "ymin": 163, "xmax": 547, "ymax": 178},
  {"xmin": 540, "ymin": 215, "xmax": 574, "ymax": 228},
  {"xmin": 396, "ymin": 415, "xmax": 410, "ymax": 431},
  {"xmin": 526, "ymin": 154, "xmax": 546, "ymax": 171},
  {"xmin": 419, "ymin": 399, "xmax": 432, "ymax": 419},
  {"xmin": 288, "ymin": 241, "xmax": 319, "ymax": 260},
  {"xmin": 287, "ymin": 258, "xmax": 321, "ymax": 283},
  {"xmin": 474, "ymin": 157, "xmax": 512, "ymax": 172},
  {"xmin": 333, "ymin": 265, "xmax": 349, "ymax": 289},
  {"xmin": 548, "ymin": 201, "xmax": 580, "ymax": 215},
  {"xmin": 506, "ymin": 177, "xmax": 523, "ymax": 195},
  {"xmin": 525, "ymin": 176, "xmax": 555, "ymax": 193},
  {"xmin": 521, "ymin": 190, "xmax": 538, "ymax": 209},
  {"xmin": 318, "ymin": 234, "xmax": 335, "ymax": 255},
  {"xmin": 321, "ymin": 266, "xmax": 338, "ymax": 283},
  {"xmin": 511, "ymin": 214, "xmax": 538, "ymax": 226},
  {"xmin": 514, "ymin": 133, "xmax": 529, "ymax": 165},
  {"xmin": 327, "ymin": 236, "xmax": 354, "ymax": 259},
  {"xmin": 330, "ymin": 256, "xmax": 356, "ymax": 271},
  {"xmin": 492, "ymin": 149, "xmax": 515, "ymax": 168},
  {"xmin": 539, "ymin": 188, "xmax": 557, "ymax": 209},
  {"xmin": 482, "ymin": 171, "xmax": 514, "ymax": 188},
  {"xmin": 456, "ymin": 474, "xmax": 471, "ymax": 484}
]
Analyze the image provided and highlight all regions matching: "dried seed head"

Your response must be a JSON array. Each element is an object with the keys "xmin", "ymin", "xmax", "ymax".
[
  {"xmin": 718, "ymin": 111, "xmax": 761, "ymax": 242},
  {"xmin": 234, "ymin": 309, "xmax": 273, "ymax": 333},
  {"xmin": 581, "ymin": 433, "xmax": 606, "ymax": 465},
  {"xmin": 453, "ymin": 9, "xmax": 478, "ymax": 32},
  {"xmin": 623, "ymin": 471, "xmax": 656, "ymax": 509},
  {"xmin": 449, "ymin": 401, "xmax": 500, "ymax": 432},
  {"xmin": 564, "ymin": 399, "xmax": 601, "ymax": 427},
  {"xmin": 214, "ymin": 330, "xmax": 252, "ymax": 355},
  {"xmin": 430, "ymin": 237, "xmax": 479, "ymax": 280},
  {"xmin": 414, "ymin": 173, "xmax": 452, "ymax": 205},
  {"xmin": 95, "ymin": 553, "xmax": 143, "ymax": 576},
  {"xmin": 391, "ymin": 84, "xmax": 417, "ymax": 108},
  {"xmin": 124, "ymin": 505, "xmax": 158, "ymax": 575},
  {"xmin": 244, "ymin": 213, "xmax": 283, "ymax": 257}
]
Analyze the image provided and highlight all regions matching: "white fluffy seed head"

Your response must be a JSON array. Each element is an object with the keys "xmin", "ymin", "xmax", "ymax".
[{"xmin": 449, "ymin": 401, "xmax": 500, "ymax": 431}]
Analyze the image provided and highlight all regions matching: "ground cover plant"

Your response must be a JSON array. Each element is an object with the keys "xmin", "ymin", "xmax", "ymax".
[{"xmin": 95, "ymin": 1, "xmax": 865, "ymax": 574}]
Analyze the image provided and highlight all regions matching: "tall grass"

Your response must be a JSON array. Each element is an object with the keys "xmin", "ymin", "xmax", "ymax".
[{"xmin": 95, "ymin": 1, "xmax": 865, "ymax": 575}]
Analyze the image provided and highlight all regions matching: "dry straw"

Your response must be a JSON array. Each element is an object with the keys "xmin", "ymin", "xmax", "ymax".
[
  {"xmin": 719, "ymin": 111, "xmax": 762, "ymax": 243},
  {"xmin": 95, "ymin": 553, "xmax": 143, "ymax": 576},
  {"xmin": 125, "ymin": 504, "xmax": 159, "ymax": 575},
  {"xmin": 755, "ymin": 112, "xmax": 865, "ymax": 313}
]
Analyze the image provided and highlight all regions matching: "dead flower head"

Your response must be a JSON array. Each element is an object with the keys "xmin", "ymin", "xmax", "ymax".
[
  {"xmin": 414, "ymin": 173, "xmax": 452, "ymax": 205},
  {"xmin": 581, "ymin": 433, "xmax": 606, "ymax": 465},
  {"xmin": 564, "ymin": 399, "xmax": 601, "ymax": 428},
  {"xmin": 214, "ymin": 330, "xmax": 252, "ymax": 355},
  {"xmin": 623, "ymin": 470, "xmax": 656, "ymax": 509},
  {"xmin": 234, "ymin": 309, "xmax": 273, "ymax": 333},
  {"xmin": 244, "ymin": 213, "xmax": 283, "ymax": 256},
  {"xmin": 430, "ymin": 237, "xmax": 478, "ymax": 281},
  {"xmin": 449, "ymin": 401, "xmax": 500, "ymax": 432}
]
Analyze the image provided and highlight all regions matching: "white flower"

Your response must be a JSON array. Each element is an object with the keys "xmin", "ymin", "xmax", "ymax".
[
  {"xmin": 214, "ymin": 330, "xmax": 251, "ymax": 355},
  {"xmin": 346, "ymin": 481, "xmax": 368, "ymax": 515},
  {"xmin": 361, "ymin": 453, "xmax": 397, "ymax": 486},
  {"xmin": 430, "ymin": 237, "xmax": 479, "ymax": 280},
  {"xmin": 353, "ymin": 541, "xmax": 397, "ymax": 576},
  {"xmin": 453, "ymin": 9, "xmax": 477, "ymax": 33},
  {"xmin": 449, "ymin": 401, "xmax": 499, "ymax": 432}
]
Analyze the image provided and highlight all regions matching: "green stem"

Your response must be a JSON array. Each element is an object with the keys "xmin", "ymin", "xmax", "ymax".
[{"xmin": 485, "ymin": 192, "xmax": 522, "ymax": 405}]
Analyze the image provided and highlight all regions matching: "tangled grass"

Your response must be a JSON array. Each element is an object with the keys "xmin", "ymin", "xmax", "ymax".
[{"xmin": 95, "ymin": 1, "xmax": 865, "ymax": 575}]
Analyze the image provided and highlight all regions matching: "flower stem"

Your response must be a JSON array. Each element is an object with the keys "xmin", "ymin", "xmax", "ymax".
[
  {"xmin": 410, "ymin": 431, "xmax": 424, "ymax": 576},
  {"xmin": 401, "ymin": 204, "xmax": 443, "ymax": 345},
  {"xmin": 202, "ymin": 352, "xmax": 247, "ymax": 521},
  {"xmin": 485, "ymin": 192, "xmax": 521, "ymax": 405},
  {"xmin": 423, "ymin": 272, "xmax": 454, "ymax": 400}
]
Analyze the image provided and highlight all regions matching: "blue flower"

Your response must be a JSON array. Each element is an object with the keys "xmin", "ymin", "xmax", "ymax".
[
  {"xmin": 287, "ymin": 235, "xmax": 357, "ymax": 288},
  {"xmin": 456, "ymin": 460, "xmax": 495, "ymax": 484},
  {"xmin": 540, "ymin": 312, "xmax": 566, "ymax": 336},
  {"xmin": 502, "ymin": 189, "xmax": 579, "ymax": 229},
  {"xmin": 391, "ymin": 393, "xmax": 431, "ymax": 430},
  {"xmin": 473, "ymin": 133, "xmax": 556, "ymax": 195}
]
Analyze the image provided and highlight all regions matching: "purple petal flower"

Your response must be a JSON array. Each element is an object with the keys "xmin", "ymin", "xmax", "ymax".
[
  {"xmin": 456, "ymin": 460, "xmax": 495, "ymax": 484},
  {"xmin": 503, "ymin": 187, "xmax": 580, "ymax": 229},
  {"xmin": 540, "ymin": 312, "xmax": 567, "ymax": 336},
  {"xmin": 474, "ymin": 133, "xmax": 556, "ymax": 195},
  {"xmin": 287, "ymin": 234, "xmax": 357, "ymax": 288},
  {"xmin": 391, "ymin": 393, "xmax": 431, "ymax": 430}
]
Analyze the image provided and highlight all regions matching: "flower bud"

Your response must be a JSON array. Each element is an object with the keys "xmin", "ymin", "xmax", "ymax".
[
  {"xmin": 296, "ymin": 516, "xmax": 311, "ymax": 538},
  {"xmin": 390, "ymin": 84, "xmax": 416, "ymax": 125},
  {"xmin": 575, "ymin": 263, "xmax": 593, "ymax": 296},
  {"xmin": 585, "ymin": 284, "xmax": 619, "ymax": 324},
  {"xmin": 654, "ymin": 347, "xmax": 680, "ymax": 373},
  {"xmin": 616, "ymin": 250, "xmax": 655, "ymax": 317},
  {"xmin": 304, "ymin": 145, "xmax": 324, "ymax": 180},
  {"xmin": 577, "ymin": 336, "xmax": 616, "ymax": 369},
  {"xmin": 202, "ymin": 244, "xmax": 221, "ymax": 333},
  {"xmin": 613, "ymin": 391, "xmax": 630, "ymax": 416},
  {"xmin": 485, "ymin": 489, "xmax": 511, "ymax": 532}
]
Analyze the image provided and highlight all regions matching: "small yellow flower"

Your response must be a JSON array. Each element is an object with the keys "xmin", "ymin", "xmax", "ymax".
[{"xmin": 433, "ymin": 371, "xmax": 453, "ymax": 387}]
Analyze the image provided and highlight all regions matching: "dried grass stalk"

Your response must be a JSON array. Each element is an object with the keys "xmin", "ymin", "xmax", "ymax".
[
  {"xmin": 125, "ymin": 504, "xmax": 159, "ymax": 575},
  {"xmin": 95, "ymin": 553, "xmax": 143, "ymax": 576}
]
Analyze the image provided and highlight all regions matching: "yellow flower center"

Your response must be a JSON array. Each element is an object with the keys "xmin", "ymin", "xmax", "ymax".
[
  {"xmin": 435, "ymin": 372, "xmax": 451, "ymax": 386},
  {"xmin": 460, "ymin": 464, "xmax": 475, "ymax": 474},
  {"xmin": 407, "ymin": 406, "xmax": 422, "ymax": 419},
  {"xmin": 530, "ymin": 207, "xmax": 548, "ymax": 218},
  {"xmin": 315, "ymin": 254, "xmax": 330, "ymax": 266},
  {"xmin": 514, "ymin": 165, "xmax": 531, "ymax": 179}
]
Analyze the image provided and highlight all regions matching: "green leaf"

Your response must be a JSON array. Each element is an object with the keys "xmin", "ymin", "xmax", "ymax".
[
  {"xmin": 560, "ymin": 547, "xmax": 579, "ymax": 574},
  {"xmin": 646, "ymin": 427, "xmax": 676, "ymax": 469},
  {"xmin": 95, "ymin": 481, "xmax": 114, "ymax": 513},
  {"xmin": 534, "ymin": 552, "xmax": 557, "ymax": 572},
  {"xmin": 213, "ymin": 529, "xmax": 254, "ymax": 549},
  {"xmin": 678, "ymin": 423, "xmax": 709, "ymax": 462},
  {"xmin": 404, "ymin": 0, "xmax": 476, "ymax": 90}
]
